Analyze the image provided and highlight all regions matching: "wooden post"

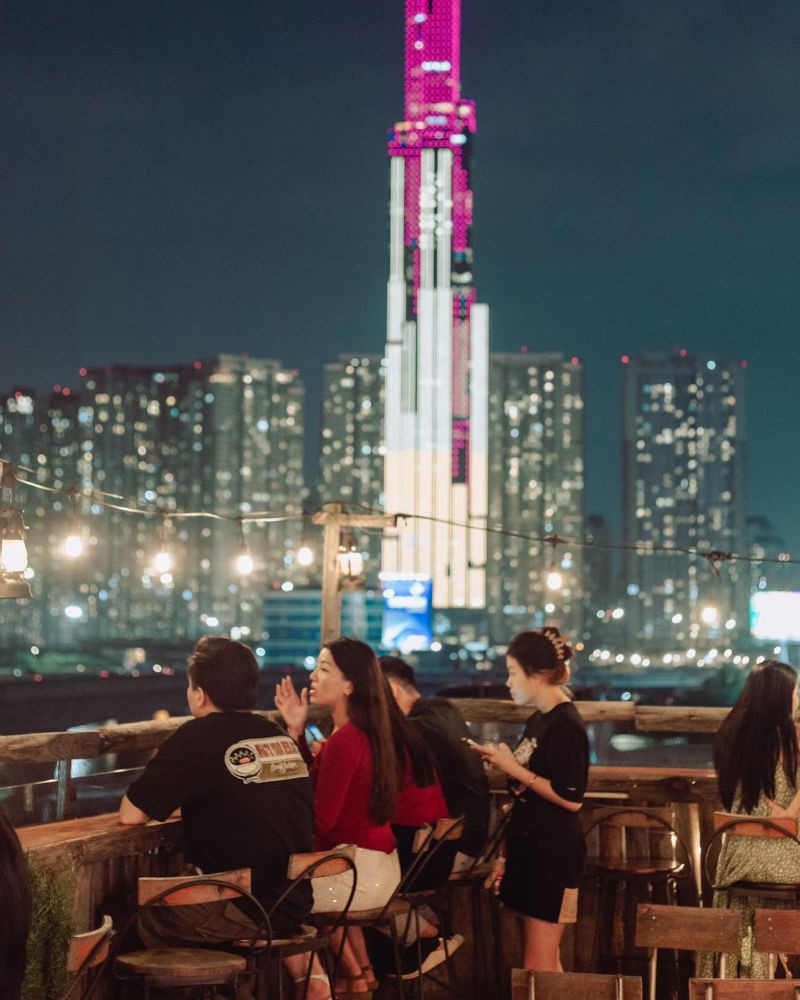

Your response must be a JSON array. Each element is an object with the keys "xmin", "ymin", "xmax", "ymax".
[{"xmin": 312, "ymin": 502, "xmax": 397, "ymax": 645}]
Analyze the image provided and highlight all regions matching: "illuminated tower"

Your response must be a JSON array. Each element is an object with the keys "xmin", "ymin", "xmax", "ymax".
[{"xmin": 383, "ymin": 0, "xmax": 489, "ymax": 610}]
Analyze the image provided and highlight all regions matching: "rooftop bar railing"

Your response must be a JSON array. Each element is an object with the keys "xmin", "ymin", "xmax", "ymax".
[{"xmin": 7, "ymin": 700, "xmax": 726, "ymax": 999}]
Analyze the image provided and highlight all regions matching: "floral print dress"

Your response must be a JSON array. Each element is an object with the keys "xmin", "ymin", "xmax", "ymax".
[{"xmin": 700, "ymin": 763, "xmax": 800, "ymax": 979}]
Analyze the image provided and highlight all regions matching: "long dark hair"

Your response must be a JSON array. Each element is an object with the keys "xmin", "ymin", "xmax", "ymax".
[
  {"xmin": 384, "ymin": 682, "xmax": 437, "ymax": 789},
  {"xmin": 0, "ymin": 806, "xmax": 32, "ymax": 1000},
  {"xmin": 714, "ymin": 659, "xmax": 798, "ymax": 813},
  {"xmin": 325, "ymin": 637, "xmax": 402, "ymax": 824}
]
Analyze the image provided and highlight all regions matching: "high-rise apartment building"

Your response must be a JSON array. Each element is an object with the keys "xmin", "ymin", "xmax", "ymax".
[
  {"xmin": 487, "ymin": 353, "xmax": 585, "ymax": 642},
  {"xmin": 319, "ymin": 354, "xmax": 385, "ymax": 584},
  {"xmin": 622, "ymin": 352, "xmax": 748, "ymax": 647},
  {"xmin": 382, "ymin": 0, "xmax": 490, "ymax": 610},
  {"xmin": 0, "ymin": 355, "xmax": 306, "ymax": 646}
]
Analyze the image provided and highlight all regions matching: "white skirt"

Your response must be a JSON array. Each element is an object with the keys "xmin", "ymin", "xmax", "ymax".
[{"xmin": 312, "ymin": 846, "xmax": 401, "ymax": 914}]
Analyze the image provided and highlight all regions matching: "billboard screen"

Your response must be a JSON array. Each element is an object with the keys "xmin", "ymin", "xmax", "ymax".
[
  {"xmin": 381, "ymin": 574, "xmax": 433, "ymax": 653},
  {"xmin": 750, "ymin": 591, "xmax": 800, "ymax": 642}
]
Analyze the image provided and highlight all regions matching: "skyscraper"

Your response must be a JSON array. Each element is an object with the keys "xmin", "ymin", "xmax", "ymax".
[
  {"xmin": 382, "ymin": 0, "xmax": 490, "ymax": 610},
  {"xmin": 319, "ymin": 354, "xmax": 385, "ymax": 584},
  {"xmin": 0, "ymin": 355, "xmax": 307, "ymax": 647},
  {"xmin": 622, "ymin": 352, "xmax": 748, "ymax": 647},
  {"xmin": 487, "ymin": 353, "xmax": 585, "ymax": 641}
]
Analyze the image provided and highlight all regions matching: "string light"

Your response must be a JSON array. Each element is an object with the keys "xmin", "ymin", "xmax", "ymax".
[
  {"xmin": 234, "ymin": 519, "xmax": 254, "ymax": 576},
  {"xmin": 61, "ymin": 490, "xmax": 84, "ymax": 558},
  {"xmin": 0, "ymin": 457, "xmax": 798, "ymax": 609},
  {"xmin": 151, "ymin": 517, "xmax": 174, "ymax": 575}
]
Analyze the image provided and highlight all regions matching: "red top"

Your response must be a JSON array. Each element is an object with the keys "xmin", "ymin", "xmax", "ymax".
[
  {"xmin": 394, "ymin": 757, "xmax": 448, "ymax": 827},
  {"xmin": 311, "ymin": 722, "xmax": 396, "ymax": 854}
]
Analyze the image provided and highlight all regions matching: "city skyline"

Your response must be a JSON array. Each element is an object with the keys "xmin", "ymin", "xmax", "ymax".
[{"xmin": 3, "ymin": 0, "xmax": 800, "ymax": 552}]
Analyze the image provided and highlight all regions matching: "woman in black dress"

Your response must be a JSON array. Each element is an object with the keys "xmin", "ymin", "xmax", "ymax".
[{"xmin": 471, "ymin": 627, "xmax": 588, "ymax": 971}]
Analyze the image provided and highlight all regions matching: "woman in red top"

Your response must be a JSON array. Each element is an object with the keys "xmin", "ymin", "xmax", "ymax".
[{"xmin": 276, "ymin": 637, "xmax": 406, "ymax": 998}]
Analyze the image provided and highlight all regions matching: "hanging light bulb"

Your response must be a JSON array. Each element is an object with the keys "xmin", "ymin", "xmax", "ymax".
[
  {"xmin": 235, "ymin": 548, "xmax": 254, "ymax": 576},
  {"xmin": 546, "ymin": 569, "xmax": 563, "ymax": 591},
  {"xmin": 62, "ymin": 491, "xmax": 85, "ymax": 557},
  {"xmin": 0, "ymin": 506, "xmax": 32, "ymax": 599},
  {"xmin": 235, "ymin": 519, "xmax": 254, "ymax": 576},
  {"xmin": 153, "ymin": 547, "xmax": 174, "ymax": 574},
  {"xmin": 297, "ymin": 545, "xmax": 313, "ymax": 567},
  {"xmin": 63, "ymin": 532, "xmax": 84, "ymax": 558},
  {"xmin": 151, "ymin": 517, "xmax": 174, "ymax": 574},
  {"xmin": 701, "ymin": 605, "xmax": 719, "ymax": 626}
]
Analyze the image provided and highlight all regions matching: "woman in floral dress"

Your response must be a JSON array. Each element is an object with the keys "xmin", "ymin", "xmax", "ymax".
[{"xmin": 705, "ymin": 659, "xmax": 800, "ymax": 978}]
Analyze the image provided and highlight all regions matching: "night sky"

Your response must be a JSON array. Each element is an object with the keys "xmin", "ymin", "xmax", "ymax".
[{"xmin": 3, "ymin": 1, "xmax": 799, "ymax": 549}]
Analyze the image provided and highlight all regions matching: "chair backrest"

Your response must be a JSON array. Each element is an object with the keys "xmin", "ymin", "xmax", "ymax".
[
  {"xmin": 636, "ymin": 903, "xmax": 740, "ymax": 1000},
  {"xmin": 702, "ymin": 814, "xmax": 800, "ymax": 891},
  {"xmin": 636, "ymin": 904, "xmax": 739, "ymax": 954},
  {"xmin": 584, "ymin": 807, "xmax": 689, "ymax": 869},
  {"xmin": 63, "ymin": 915, "xmax": 115, "ymax": 1000},
  {"xmin": 510, "ymin": 968, "xmax": 642, "ymax": 1000},
  {"xmin": 281, "ymin": 848, "xmax": 359, "ymax": 955},
  {"xmin": 401, "ymin": 816, "xmax": 465, "ymax": 891},
  {"xmin": 67, "ymin": 914, "xmax": 114, "ymax": 974},
  {"xmin": 689, "ymin": 979, "xmax": 800, "ymax": 998},
  {"xmin": 287, "ymin": 845, "xmax": 358, "ymax": 881},
  {"xmin": 754, "ymin": 908, "xmax": 800, "ymax": 955},
  {"xmin": 137, "ymin": 867, "xmax": 252, "ymax": 906},
  {"xmin": 116, "ymin": 869, "xmax": 271, "ymax": 964}
]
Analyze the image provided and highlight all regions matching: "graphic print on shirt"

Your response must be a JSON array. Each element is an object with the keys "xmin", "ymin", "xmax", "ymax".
[
  {"xmin": 513, "ymin": 736, "xmax": 538, "ymax": 766},
  {"xmin": 225, "ymin": 736, "xmax": 309, "ymax": 784}
]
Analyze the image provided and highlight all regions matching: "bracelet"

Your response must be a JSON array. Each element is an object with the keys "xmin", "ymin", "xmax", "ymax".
[{"xmin": 526, "ymin": 772, "xmax": 538, "ymax": 790}]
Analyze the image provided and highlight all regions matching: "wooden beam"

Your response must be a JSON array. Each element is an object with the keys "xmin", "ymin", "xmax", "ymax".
[{"xmin": 635, "ymin": 706, "xmax": 728, "ymax": 733}]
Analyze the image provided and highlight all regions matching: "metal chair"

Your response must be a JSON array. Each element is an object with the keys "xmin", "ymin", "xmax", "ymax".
[
  {"xmin": 63, "ymin": 914, "xmax": 115, "ymax": 1000},
  {"xmin": 447, "ymin": 801, "xmax": 513, "ymax": 995},
  {"xmin": 635, "ymin": 903, "xmax": 740, "ymax": 1000},
  {"xmin": 398, "ymin": 816, "xmax": 466, "ymax": 998},
  {"xmin": 239, "ymin": 848, "xmax": 358, "ymax": 1000},
  {"xmin": 510, "ymin": 968, "xmax": 643, "ymax": 999},
  {"xmin": 311, "ymin": 817, "xmax": 463, "ymax": 1000},
  {"xmin": 114, "ymin": 868, "xmax": 271, "ymax": 999},
  {"xmin": 584, "ymin": 807, "xmax": 694, "ymax": 975},
  {"xmin": 703, "ymin": 812, "xmax": 800, "ymax": 903}
]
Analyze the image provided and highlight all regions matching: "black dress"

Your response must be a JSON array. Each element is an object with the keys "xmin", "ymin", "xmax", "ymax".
[{"xmin": 500, "ymin": 701, "xmax": 589, "ymax": 923}]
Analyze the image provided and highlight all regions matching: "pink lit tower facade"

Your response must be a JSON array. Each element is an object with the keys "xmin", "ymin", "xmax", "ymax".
[{"xmin": 382, "ymin": 0, "xmax": 490, "ymax": 610}]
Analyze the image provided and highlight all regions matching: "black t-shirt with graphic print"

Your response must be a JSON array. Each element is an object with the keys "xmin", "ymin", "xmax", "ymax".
[
  {"xmin": 127, "ymin": 712, "xmax": 314, "ymax": 923},
  {"xmin": 507, "ymin": 701, "xmax": 589, "ymax": 838}
]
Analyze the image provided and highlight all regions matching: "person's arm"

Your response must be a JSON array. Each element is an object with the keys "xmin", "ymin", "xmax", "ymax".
[
  {"xmin": 119, "ymin": 794, "xmax": 151, "ymax": 825},
  {"xmin": 470, "ymin": 742, "xmax": 584, "ymax": 813},
  {"xmin": 313, "ymin": 730, "xmax": 361, "ymax": 839},
  {"xmin": 121, "ymin": 722, "xmax": 202, "ymax": 824}
]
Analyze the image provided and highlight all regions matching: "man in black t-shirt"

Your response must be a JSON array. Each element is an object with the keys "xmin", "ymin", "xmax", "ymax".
[
  {"xmin": 120, "ymin": 637, "xmax": 329, "ymax": 999},
  {"xmin": 380, "ymin": 655, "xmax": 490, "ymax": 866}
]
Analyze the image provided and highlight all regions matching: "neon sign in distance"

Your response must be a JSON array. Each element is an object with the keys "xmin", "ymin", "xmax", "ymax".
[{"xmin": 750, "ymin": 591, "xmax": 800, "ymax": 642}]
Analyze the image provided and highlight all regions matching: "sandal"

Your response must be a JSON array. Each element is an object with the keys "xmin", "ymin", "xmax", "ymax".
[
  {"xmin": 332, "ymin": 974, "xmax": 373, "ymax": 999},
  {"xmin": 292, "ymin": 972, "xmax": 333, "ymax": 999},
  {"xmin": 361, "ymin": 963, "xmax": 379, "ymax": 990}
]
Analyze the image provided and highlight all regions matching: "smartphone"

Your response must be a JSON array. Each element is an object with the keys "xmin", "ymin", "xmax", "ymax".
[{"xmin": 305, "ymin": 724, "xmax": 324, "ymax": 744}]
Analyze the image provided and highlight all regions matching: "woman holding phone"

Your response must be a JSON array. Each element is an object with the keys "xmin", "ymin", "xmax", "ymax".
[{"xmin": 469, "ymin": 627, "xmax": 588, "ymax": 972}]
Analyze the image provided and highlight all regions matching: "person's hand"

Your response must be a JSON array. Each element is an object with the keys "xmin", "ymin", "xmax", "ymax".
[
  {"xmin": 469, "ymin": 741, "xmax": 516, "ymax": 774},
  {"xmin": 484, "ymin": 854, "xmax": 505, "ymax": 894},
  {"xmin": 274, "ymin": 676, "xmax": 309, "ymax": 736}
]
